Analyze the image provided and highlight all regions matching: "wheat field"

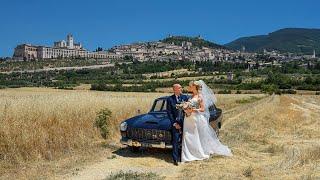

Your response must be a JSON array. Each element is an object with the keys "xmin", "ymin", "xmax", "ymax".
[
  {"xmin": 1, "ymin": 88, "xmax": 319, "ymax": 179},
  {"xmin": 0, "ymin": 88, "xmax": 254, "ymax": 166},
  {"xmin": 180, "ymin": 95, "xmax": 320, "ymax": 179},
  {"xmin": 0, "ymin": 88, "xmax": 157, "ymax": 164}
]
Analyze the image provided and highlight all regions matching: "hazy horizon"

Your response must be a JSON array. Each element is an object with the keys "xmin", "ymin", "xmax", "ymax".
[{"xmin": 1, "ymin": 0, "xmax": 320, "ymax": 57}]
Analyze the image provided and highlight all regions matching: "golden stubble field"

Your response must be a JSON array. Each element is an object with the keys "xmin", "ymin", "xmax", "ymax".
[
  {"xmin": 0, "ymin": 88, "xmax": 319, "ymax": 179},
  {"xmin": 180, "ymin": 95, "xmax": 320, "ymax": 179},
  {"xmin": 0, "ymin": 88, "xmax": 162, "ymax": 162}
]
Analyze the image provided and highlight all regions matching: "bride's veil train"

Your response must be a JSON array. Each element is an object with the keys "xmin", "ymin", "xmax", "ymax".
[{"xmin": 198, "ymin": 80, "xmax": 217, "ymax": 121}]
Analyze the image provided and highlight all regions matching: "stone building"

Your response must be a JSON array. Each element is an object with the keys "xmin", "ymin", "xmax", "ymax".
[
  {"xmin": 13, "ymin": 44, "xmax": 39, "ymax": 60},
  {"xmin": 13, "ymin": 34, "xmax": 107, "ymax": 61}
]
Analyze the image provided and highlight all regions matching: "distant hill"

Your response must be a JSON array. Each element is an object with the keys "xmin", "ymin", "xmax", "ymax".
[
  {"xmin": 162, "ymin": 36, "xmax": 227, "ymax": 49},
  {"xmin": 225, "ymin": 28, "xmax": 320, "ymax": 55}
]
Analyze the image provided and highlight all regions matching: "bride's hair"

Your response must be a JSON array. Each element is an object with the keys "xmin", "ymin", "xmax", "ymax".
[{"xmin": 190, "ymin": 81, "xmax": 202, "ymax": 91}]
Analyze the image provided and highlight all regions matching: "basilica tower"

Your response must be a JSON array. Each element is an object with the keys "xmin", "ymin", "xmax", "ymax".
[{"xmin": 67, "ymin": 34, "xmax": 74, "ymax": 49}]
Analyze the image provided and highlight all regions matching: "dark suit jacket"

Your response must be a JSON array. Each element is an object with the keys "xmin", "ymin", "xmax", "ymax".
[{"xmin": 166, "ymin": 94, "xmax": 190, "ymax": 126}]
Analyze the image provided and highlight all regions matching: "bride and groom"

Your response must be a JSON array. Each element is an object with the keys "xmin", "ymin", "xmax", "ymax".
[{"xmin": 166, "ymin": 80, "xmax": 232, "ymax": 166}]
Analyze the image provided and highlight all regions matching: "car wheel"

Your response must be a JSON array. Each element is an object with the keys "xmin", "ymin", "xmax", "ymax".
[
  {"xmin": 210, "ymin": 121, "xmax": 220, "ymax": 137},
  {"xmin": 129, "ymin": 146, "xmax": 140, "ymax": 152},
  {"xmin": 215, "ymin": 127, "xmax": 220, "ymax": 137}
]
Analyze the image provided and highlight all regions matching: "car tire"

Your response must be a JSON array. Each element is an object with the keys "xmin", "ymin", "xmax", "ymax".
[
  {"xmin": 215, "ymin": 127, "xmax": 220, "ymax": 137},
  {"xmin": 210, "ymin": 121, "xmax": 220, "ymax": 137},
  {"xmin": 129, "ymin": 146, "xmax": 140, "ymax": 152}
]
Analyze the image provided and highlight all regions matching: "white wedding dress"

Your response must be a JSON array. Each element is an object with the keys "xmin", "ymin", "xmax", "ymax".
[{"xmin": 181, "ymin": 96, "xmax": 232, "ymax": 162}]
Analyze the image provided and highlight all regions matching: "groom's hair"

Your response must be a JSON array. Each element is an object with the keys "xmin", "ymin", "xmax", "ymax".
[
  {"xmin": 173, "ymin": 84, "xmax": 181, "ymax": 89},
  {"xmin": 173, "ymin": 84, "xmax": 182, "ymax": 94}
]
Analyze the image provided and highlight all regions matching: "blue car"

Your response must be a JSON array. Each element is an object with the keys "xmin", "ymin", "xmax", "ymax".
[{"xmin": 120, "ymin": 96, "xmax": 223, "ymax": 151}]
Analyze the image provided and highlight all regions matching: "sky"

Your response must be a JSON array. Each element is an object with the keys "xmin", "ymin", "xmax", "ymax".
[{"xmin": 0, "ymin": 0, "xmax": 320, "ymax": 57}]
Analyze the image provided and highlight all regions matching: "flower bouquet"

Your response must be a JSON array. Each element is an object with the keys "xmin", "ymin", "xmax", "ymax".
[{"xmin": 176, "ymin": 100, "xmax": 197, "ymax": 117}]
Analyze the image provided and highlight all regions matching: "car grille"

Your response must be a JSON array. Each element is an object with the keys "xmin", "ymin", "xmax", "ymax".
[{"xmin": 127, "ymin": 127, "xmax": 171, "ymax": 143}]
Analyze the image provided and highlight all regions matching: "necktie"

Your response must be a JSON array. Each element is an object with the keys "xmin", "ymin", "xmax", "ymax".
[{"xmin": 177, "ymin": 95, "xmax": 181, "ymax": 102}]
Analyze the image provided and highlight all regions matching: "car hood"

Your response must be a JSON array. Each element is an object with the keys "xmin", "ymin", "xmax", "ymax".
[{"xmin": 126, "ymin": 112, "xmax": 171, "ymax": 130}]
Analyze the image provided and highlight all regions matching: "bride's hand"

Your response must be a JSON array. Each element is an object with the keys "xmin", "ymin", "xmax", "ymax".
[
  {"xmin": 184, "ymin": 108, "xmax": 193, "ymax": 114},
  {"xmin": 192, "ymin": 108, "xmax": 200, "ymax": 113},
  {"xmin": 184, "ymin": 108, "xmax": 193, "ymax": 117}
]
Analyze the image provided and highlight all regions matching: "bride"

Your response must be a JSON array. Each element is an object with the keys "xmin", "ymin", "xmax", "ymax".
[{"xmin": 181, "ymin": 80, "xmax": 232, "ymax": 162}]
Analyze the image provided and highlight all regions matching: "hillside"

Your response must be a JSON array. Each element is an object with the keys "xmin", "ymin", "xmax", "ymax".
[
  {"xmin": 225, "ymin": 28, "xmax": 320, "ymax": 55},
  {"xmin": 162, "ymin": 35, "xmax": 227, "ymax": 49}
]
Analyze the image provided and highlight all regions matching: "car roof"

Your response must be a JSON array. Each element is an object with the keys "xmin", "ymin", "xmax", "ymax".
[
  {"xmin": 154, "ymin": 95, "xmax": 217, "ymax": 106},
  {"xmin": 155, "ymin": 94, "xmax": 192, "ymax": 101},
  {"xmin": 155, "ymin": 96, "xmax": 170, "ymax": 101}
]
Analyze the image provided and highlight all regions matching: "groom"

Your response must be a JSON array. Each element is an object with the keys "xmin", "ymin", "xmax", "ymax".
[{"xmin": 166, "ymin": 84, "xmax": 189, "ymax": 166}]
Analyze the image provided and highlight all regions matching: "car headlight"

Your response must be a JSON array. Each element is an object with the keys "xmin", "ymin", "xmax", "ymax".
[{"xmin": 120, "ymin": 122, "xmax": 127, "ymax": 131}]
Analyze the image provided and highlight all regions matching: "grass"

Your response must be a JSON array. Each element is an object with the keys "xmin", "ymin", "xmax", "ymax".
[
  {"xmin": 0, "ymin": 88, "xmax": 163, "ymax": 166},
  {"xmin": 105, "ymin": 171, "xmax": 163, "ymax": 180},
  {"xmin": 0, "ymin": 58, "xmax": 105, "ymax": 72},
  {"xmin": 181, "ymin": 95, "xmax": 320, "ymax": 179},
  {"xmin": 235, "ymin": 96, "xmax": 264, "ymax": 104},
  {"xmin": 0, "ymin": 88, "xmax": 259, "ymax": 167},
  {"xmin": 3, "ymin": 87, "xmax": 319, "ymax": 179},
  {"xmin": 242, "ymin": 166, "xmax": 253, "ymax": 177}
]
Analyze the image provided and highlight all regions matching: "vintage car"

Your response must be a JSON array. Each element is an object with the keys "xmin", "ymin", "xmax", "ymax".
[{"xmin": 120, "ymin": 96, "xmax": 223, "ymax": 151}]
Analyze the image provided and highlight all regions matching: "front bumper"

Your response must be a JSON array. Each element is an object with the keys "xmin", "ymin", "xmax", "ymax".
[{"xmin": 120, "ymin": 138, "xmax": 172, "ymax": 149}]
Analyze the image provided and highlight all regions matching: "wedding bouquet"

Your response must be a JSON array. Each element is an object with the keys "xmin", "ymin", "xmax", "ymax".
[{"xmin": 176, "ymin": 100, "xmax": 197, "ymax": 117}]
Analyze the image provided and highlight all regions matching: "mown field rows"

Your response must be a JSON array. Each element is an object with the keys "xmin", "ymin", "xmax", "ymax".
[{"xmin": 181, "ymin": 95, "xmax": 320, "ymax": 179}]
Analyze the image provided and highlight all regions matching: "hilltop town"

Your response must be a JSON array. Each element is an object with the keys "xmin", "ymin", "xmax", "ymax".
[
  {"xmin": 11, "ymin": 34, "xmax": 243, "ymax": 61},
  {"xmin": 10, "ymin": 34, "xmax": 318, "ymax": 66}
]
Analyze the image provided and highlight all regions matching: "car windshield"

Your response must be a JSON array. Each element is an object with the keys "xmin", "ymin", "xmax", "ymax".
[{"xmin": 152, "ymin": 99, "xmax": 167, "ymax": 112}]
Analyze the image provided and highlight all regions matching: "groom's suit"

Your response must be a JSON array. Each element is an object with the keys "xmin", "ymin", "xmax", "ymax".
[{"xmin": 166, "ymin": 94, "xmax": 190, "ymax": 162}]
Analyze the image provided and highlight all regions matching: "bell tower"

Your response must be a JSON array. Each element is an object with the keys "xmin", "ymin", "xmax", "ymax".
[
  {"xmin": 67, "ymin": 34, "xmax": 74, "ymax": 49},
  {"xmin": 312, "ymin": 49, "xmax": 316, "ymax": 58}
]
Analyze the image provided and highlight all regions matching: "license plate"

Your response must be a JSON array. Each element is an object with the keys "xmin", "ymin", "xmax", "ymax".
[{"xmin": 131, "ymin": 141, "xmax": 141, "ymax": 146}]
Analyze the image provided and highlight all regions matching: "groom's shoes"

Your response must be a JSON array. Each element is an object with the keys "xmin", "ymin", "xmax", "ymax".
[{"xmin": 173, "ymin": 160, "xmax": 179, "ymax": 166}]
